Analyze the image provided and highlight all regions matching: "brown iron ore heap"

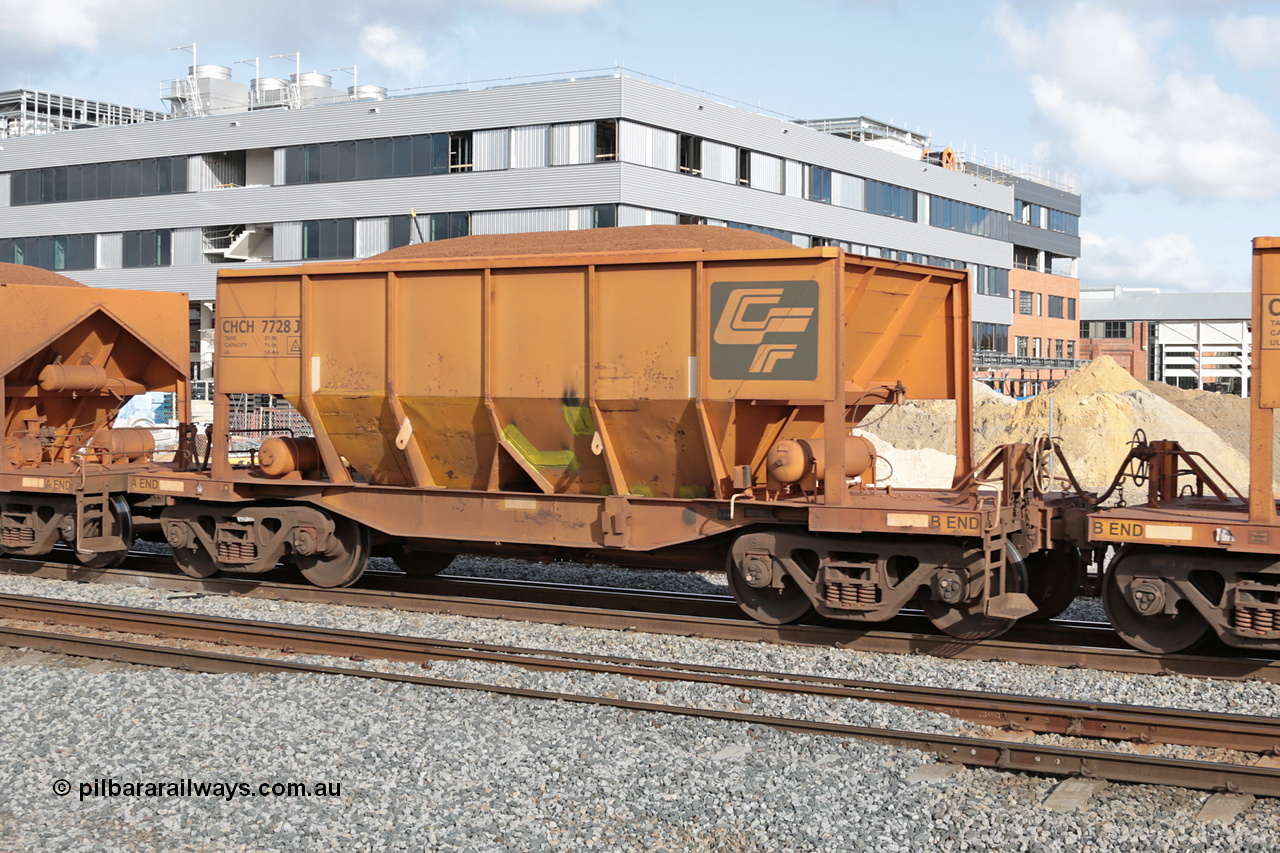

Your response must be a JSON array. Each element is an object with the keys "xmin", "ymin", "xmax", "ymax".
[
  {"xmin": 365, "ymin": 224, "xmax": 797, "ymax": 261},
  {"xmin": 0, "ymin": 263, "xmax": 87, "ymax": 287}
]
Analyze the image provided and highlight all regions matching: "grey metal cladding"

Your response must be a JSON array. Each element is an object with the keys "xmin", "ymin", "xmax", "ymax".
[
  {"xmin": 60, "ymin": 264, "xmax": 208, "ymax": 297},
  {"xmin": 619, "ymin": 164, "xmax": 1012, "ymax": 267},
  {"xmin": 96, "ymin": 233, "xmax": 122, "ymax": 269},
  {"xmin": 0, "ymin": 77, "xmax": 627, "ymax": 167},
  {"xmin": 0, "ymin": 173, "xmax": 8, "ymax": 206},
  {"xmin": 0, "ymin": 163, "xmax": 624, "ymax": 236},
  {"xmin": 618, "ymin": 77, "xmax": 1012, "ymax": 211},
  {"xmin": 1007, "ymin": 221, "xmax": 1080, "ymax": 257},
  {"xmin": 972, "ymin": 293, "xmax": 1014, "ymax": 325},
  {"xmin": 1012, "ymin": 177, "xmax": 1080, "ymax": 215}
]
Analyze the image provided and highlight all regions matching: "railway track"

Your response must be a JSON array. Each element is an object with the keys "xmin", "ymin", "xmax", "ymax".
[
  {"xmin": 2, "ymin": 553, "xmax": 1277, "ymax": 682},
  {"xmin": 3, "ymin": 592, "xmax": 1280, "ymax": 796}
]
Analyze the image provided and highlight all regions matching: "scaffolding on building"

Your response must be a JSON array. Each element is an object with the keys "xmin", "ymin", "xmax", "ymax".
[{"xmin": 0, "ymin": 90, "xmax": 167, "ymax": 139}]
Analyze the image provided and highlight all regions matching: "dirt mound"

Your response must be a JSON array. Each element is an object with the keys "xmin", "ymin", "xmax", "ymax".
[
  {"xmin": 860, "ymin": 357, "xmax": 1265, "ymax": 495},
  {"xmin": 366, "ymin": 225, "xmax": 797, "ymax": 262},
  {"xmin": 0, "ymin": 263, "xmax": 86, "ymax": 287}
]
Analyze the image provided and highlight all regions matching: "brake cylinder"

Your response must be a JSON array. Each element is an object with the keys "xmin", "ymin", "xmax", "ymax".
[
  {"xmin": 258, "ymin": 436, "xmax": 321, "ymax": 477},
  {"xmin": 765, "ymin": 436, "xmax": 876, "ymax": 485}
]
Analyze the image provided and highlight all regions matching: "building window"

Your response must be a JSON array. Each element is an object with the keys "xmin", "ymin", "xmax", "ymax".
[
  {"xmin": 301, "ymin": 219, "xmax": 356, "ymax": 260},
  {"xmin": 679, "ymin": 214, "xmax": 707, "ymax": 226},
  {"xmin": 11, "ymin": 157, "xmax": 187, "ymax": 206},
  {"xmin": 448, "ymin": 132, "xmax": 473, "ymax": 173},
  {"xmin": 1015, "ymin": 200, "xmax": 1043, "ymax": 226},
  {"xmin": 1032, "ymin": 338, "xmax": 1042, "ymax": 357},
  {"xmin": 1048, "ymin": 209, "xmax": 1079, "ymax": 236},
  {"xmin": 1055, "ymin": 339, "xmax": 1064, "ymax": 359},
  {"xmin": 677, "ymin": 134, "xmax": 702, "ymax": 176},
  {"xmin": 737, "ymin": 149, "xmax": 751, "ymax": 186},
  {"xmin": 1067, "ymin": 297, "xmax": 1077, "ymax": 320},
  {"xmin": 122, "ymin": 229, "xmax": 172, "ymax": 268},
  {"xmin": 973, "ymin": 266, "xmax": 1009, "ymax": 298},
  {"xmin": 1048, "ymin": 295, "xmax": 1064, "ymax": 318},
  {"xmin": 973, "ymin": 322, "xmax": 1008, "ymax": 352},
  {"xmin": 1066, "ymin": 340, "xmax": 1075, "ymax": 359},
  {"xmin": 429, "ymin": 212, "xmax": 470, "ymax": 241},
  {"xmin": 866, "ymin": 180, "xmax": 916, "ymax": 221},
  {"xmin": 592, "ymin": 204, "xmax": 617, "ymax": 229},
  {"xmin": 0, "ymin": 234, "xmax": 95, "ymax": 270},
  {"xmin": 930, "ymin": 196, "xmax": 1009, "ymax": 240},
  {"xmin": 1081, "ymin": 321, "xmax": 1133, "ymax": 339},
  {"xmin": 1019, "ymin": 291, "xmax": 1033, "ymax": 315},
  {"xmin": 808, "ymin": 166, "xmax": 832, "ymax": 203},
  {"xmin": 1016, "ymin": 336, "xmax": 1029, "ymax": 357},
  {"xmin": 594, "ymin": 119, "xmax": 617, "ymax": 162}
]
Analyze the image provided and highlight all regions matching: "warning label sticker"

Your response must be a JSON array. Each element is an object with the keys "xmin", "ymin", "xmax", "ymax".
[{"xmin": 219, "ymin": 317, "xmax": 303, "ymax": 359}]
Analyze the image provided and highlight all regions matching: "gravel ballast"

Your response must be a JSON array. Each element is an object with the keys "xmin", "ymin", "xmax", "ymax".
[{"xmin": 2, "ymin": 568, "xmax": 1280, "ymax": 850}]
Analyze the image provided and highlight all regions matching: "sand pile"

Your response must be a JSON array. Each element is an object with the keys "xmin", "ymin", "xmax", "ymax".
[
  {"xmin": 860, "ymin": 357, "xmax": 1262, "ymax": 495},
  {"xmin": 366, "ymin": 224, "xmax": 796, "ymax": 261}
]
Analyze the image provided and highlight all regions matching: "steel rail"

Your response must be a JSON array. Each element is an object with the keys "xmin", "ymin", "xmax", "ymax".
[
  {"xmin": 2, "ymin": 592, "xmax": 1279, "ymax": 756},
  {"xmin": 2, "ymin": 556, "xmax": 1276, "ymax": 683},
  {"xmin": 4, "ymin": 619, "xmax": 1280, "ymax": 797}
]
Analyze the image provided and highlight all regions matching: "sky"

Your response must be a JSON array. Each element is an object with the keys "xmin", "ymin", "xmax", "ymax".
[{"xmin": 1, "ymin": 0, "xmax": 1278, "ymax": 293}]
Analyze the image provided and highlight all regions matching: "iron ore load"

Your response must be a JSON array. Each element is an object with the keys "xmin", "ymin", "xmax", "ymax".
[{"xmin": 7, "ymin": 228, "xmax": 1280, "ymax": 655}]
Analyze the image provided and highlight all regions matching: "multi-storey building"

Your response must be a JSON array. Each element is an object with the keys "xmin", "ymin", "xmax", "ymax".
[
  {"xmin": 0, "ymin": 66, "xmax": 1081, "ymax": 385},
  {"xmin": 1080, "ymin": 288, "xmax": 1252, "ymax": 395}
]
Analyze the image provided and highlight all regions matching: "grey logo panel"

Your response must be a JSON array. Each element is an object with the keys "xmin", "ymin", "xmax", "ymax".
[{"xmin": 710, "ymin": 280, "xmax": 819, "ymax": 380}]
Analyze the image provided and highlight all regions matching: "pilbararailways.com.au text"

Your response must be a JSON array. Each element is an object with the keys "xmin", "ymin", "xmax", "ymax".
[{"xmin": 53, "ymin": 777, "xmax": 342, "ymax": 801}]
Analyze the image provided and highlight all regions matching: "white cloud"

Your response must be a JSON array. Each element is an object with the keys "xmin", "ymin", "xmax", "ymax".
[
  {"xmin": 492, "ymin": 0, "xmax": 607, "ymax": 12},
  {"xmin": 993, "ymin": 2, "xmax": 1280, "ymax": 201},
  {"xmin": 358, "ymin": 24, "xmax": 433, "ymax": 78},
  {"xmin": 1213, "ymin": 14, "xmax": 1280, "ymax": 70},
  {"xmin": 1080, "ymin": 231, "xmax": 1222, "ymax": 291},
  {"xmin": 0, "ymin": 0, "xmax": 109, "ymax": 50}
]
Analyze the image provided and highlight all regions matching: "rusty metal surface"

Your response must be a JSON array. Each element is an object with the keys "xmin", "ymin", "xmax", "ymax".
[
  {"xmin": 5, "ymin": 609, "xmax": 1280, "ymax": 796},
  {"xmin": 4, "ymin": 555, "xmax": 1280, "ymax": 683},
  {"xmin": 212, "ymin": 246, "xmax": 970, "ymax": 522}
]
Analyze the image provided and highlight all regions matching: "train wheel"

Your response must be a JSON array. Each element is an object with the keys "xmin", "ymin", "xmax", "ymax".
[
  {"xmin": 1024, "ymin": 548, "xmax": 1087, "ymax": 622},
  {"xmin": 922, "ymin": 544, "xmax": 1028, "ymax": 640},
  {"xmin": 392, "ymin": 548, "xmax": 456, "ymax": 576},
  {"xmin": 74, "ymin": 496, "xmax": 134, "ymax": 570},
  {"xmin": 172, "ymin": 545, "xmax": 221, "ymax": 579},
  {"xmin": 726, "ymin": 553, "xmax": 813, "ymax": 625},
  {"xmin": 295, "ymin": 516, "xmax": 370, "ymax": 588},
  {"xmin": 1102, "ymin": 547, "xmax": 1209, "ymax": 654}
]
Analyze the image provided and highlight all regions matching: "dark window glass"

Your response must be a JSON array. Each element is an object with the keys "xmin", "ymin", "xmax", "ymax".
[
  {"xmin": 302, "ymin": 220, "xmax": 320, "ymax": 259},
  {"xmin": 393, "ymin": 136, "xmax": 415, "ymax": 177},
  {"xmin": 1048, "ymin": 209, "xmax": 1079, "ymax": 236},
  {"xmin": 737, "ymin": 149, "xmax": 751, "ymax": 186},
  {"xmin": 1067, "ymin": 298, "xmax": 1077, "ymax": 320},
  {"xmin": 375, "ymin": 138, "xmax": 394, "ymax": 179},
  {"xmin": 284, "ymin": 146, "xmax": 304, "ymax": 185},
  {"xmin": 593, "ymin": 204, "xmax": 616, "ymax": 229},
  {"xmin": 866, "ymin": 180, "xmax": 916, "ymax": 221},
  {"xmin": 677, "ymin": 134, "xmax": 701, "ymax": 175},
  {"xmin": 1048, "ymin": 295, "xmax": 1064, "ymax": 318},
  {"xmin": 809, "ymin": 166, "xmax": 832, "ymax": 203},
  {"xmin": 109, "ymin": 162, "xmax": 126, "ymax": 198},
  {"xmin": 431, "ymin": 134, "xmax": 450, "ymax": 175},
  {"xmin": 303, "ymin": 144, "xmax": 321, "ymax": 183},
  {"xmin": 428, "ymin": 212, "xmax": 469, "ymax": 241},
  {"xmin": 0, "ymin": 238, "xmax": 11, "ymax": 263},
  {"xmin": 594, "ymin": 119, "xmax": 617, "ymax": 161},
  {"xmin": 389, "ymin": 214, "xmax": 413, "ymax": 248},
  {"xmin": 124, "ymin": 160, "xmax": 141, "ymax": 197},
  {"xmin": 302, "ymin": 219, "xmax": 355, "ymax": 260},
  {"xmin": 411, "ymin": 134, "xmax": 434, "ymax": 176},
  {"xmin": 156, "ymin": 159, "xmax": 172, "ymax": 195},
  {"xmin": 318, "ymin": 142, "xmax": 339, "ymax": 183},
  {"xmin": 123, "ymin": 231, "xmax": 140, "ymax": 268},
  {"xmin": 337, "ymin": 140, "xmax": 357, "ymax": 181},
  {"xmin": 140, "ymin": 159, "xmax": 158, "ymax": 196},
  {"xmin": 354, "ymin": 139, "xmax": 376, "ymax": 181},
  {"xmin": 931, "ymin": 196, "xmax": 1008, "ymax": 240},
  {"xmin": 171, "ymin": 156, "xmax": 188, "ymax": 193}
]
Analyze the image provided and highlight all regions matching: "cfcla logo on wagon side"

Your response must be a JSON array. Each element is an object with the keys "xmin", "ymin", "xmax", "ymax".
[{"xmin": 710, "ymin": 281, "xmax": 819, "ymax": 380}]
